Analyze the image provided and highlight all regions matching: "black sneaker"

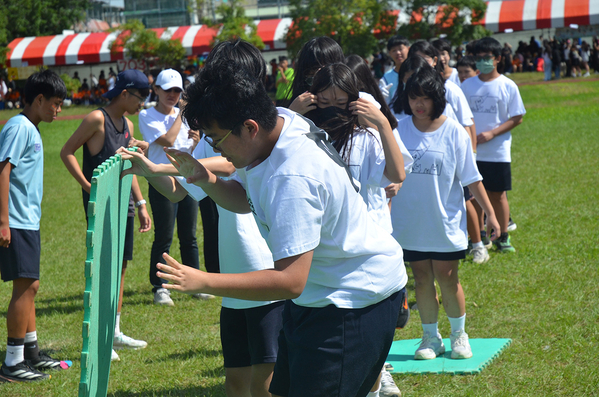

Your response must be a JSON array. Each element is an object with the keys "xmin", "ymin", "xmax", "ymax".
[
  {"xmin": 480, "ymin": 230, "xmax": 493, "ymax": 249},
  {"xmin": 0, "ymin": 361, "xmax": 50, "ymax": 382},
  {"xmin": 396, "ymin": 288, "xmax": 410, "ymax": 329},
  {"xmin": 27, "ymin": 351, "xmax": 70, "ymax": 371}
]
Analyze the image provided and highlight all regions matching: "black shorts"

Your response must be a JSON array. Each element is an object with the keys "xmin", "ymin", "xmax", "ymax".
[
  {"xmin": 403, "ymin": 249, "xmax": 467, "ymax": 262},
  {"xmin": 269, "ymin": 291, "xmax": 401, "ymax": 397},
  {"xmin": 220, "ymin": 301, "xmax": 284, "ymax": 368},
  {"xmin": 123, "ymin": 216, "xmax": 134, "ymax": 262},
  {"xmin": 463, "ymin": 186, "xmax": 473, "ymax": 201},
  {"xmin": 476, "ymin": 161, "xmax": 512, "ymax": 192},
  {"xmin": 0, "ymin": 228, "xmax": 41, "ymax": 281}
]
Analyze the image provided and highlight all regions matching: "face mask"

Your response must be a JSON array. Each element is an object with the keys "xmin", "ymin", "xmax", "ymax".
[
  {"xmin": 308, "ymin": 106, "xmax": 349, "ymax": 127},
  {"xmin": 476, "ymin": 58, "xmax": 495, "ymax": 74}
]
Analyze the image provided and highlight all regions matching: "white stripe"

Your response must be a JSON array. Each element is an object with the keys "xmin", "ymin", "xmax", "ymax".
[
  {"xmin": 591, "ymin": 0, "xmax": 599, "ymax": 25},
  {"xmin": 274, "ymin": 18, "xmax": 292, "ymax": 50},
  {"xmin": 182, "ymin": 25, "xmax": 202, "ymax": 56},
  {"xmin": 9, "ymin": 37, "xmax": 35, "ymax": 67},
  {"xmin": 65, "ymin": 33, "xmax": 90, "ymax": 65},
  {"xmin": 43, "ymin": 35, "xmax": 68, "ymax": 66},
  {"xmin": 99, "ymin": 32, "xmax": 118, "ymax": 63},
  {"xmin": 522, "ymin": 0, "xmax": 538, "ymax": 30},
  {"xmin": 161, "ymin": 26, "xmax": 179, "ymax": 40},
  {"xmin": 485, "ymin": 1, "xmax": 502, "ymax": 33},
  {"xmin": 552, "ymin": 0, "xmax": 565, "ymax": 28}
]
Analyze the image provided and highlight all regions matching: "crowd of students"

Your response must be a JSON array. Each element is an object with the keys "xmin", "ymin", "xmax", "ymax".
[{"xmin": 0, "ymin": 34, "xmax": 526, "ymax": 397}]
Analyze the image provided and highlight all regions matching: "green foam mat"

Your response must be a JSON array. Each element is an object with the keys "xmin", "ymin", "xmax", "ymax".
[
  {"xmin": 386, "ymin": 338, "xmax": 511, "ymax": 375},
  {"xmin": 79, "ymin": 152, "xmax": 133, "ymax": 397}
]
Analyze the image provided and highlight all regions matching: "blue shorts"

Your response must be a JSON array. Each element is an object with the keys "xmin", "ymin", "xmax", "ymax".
[
  {"xmin": 403, "ymin": 249, "xmax": 467, "ymax": 262},
  {"xmin": 0, "ymin": 228, "xmax": 41, "ymax": 281},
  {"xmin": 269, "ymin": 291, "xmax": 401, "ymax": 397},
  {"xmin": 220, "ymin": 301, "xmax": 284, "ymax": 368}
]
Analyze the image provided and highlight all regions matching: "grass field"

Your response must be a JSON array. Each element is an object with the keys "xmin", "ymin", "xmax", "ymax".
[{"xmin": 0, "ymin": 76, "xmax": 598, "ymax": 396}]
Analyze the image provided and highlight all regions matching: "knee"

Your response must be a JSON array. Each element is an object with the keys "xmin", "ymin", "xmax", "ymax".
[{"xmin": 225, "ymin": 377, "xmax": 248, "ymax": 397}]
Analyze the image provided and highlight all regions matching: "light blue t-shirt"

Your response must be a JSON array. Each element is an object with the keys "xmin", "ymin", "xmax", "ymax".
[
  {"xmin": 0, "ymin": 114, "xmax": 44, "ymax": 230},
  {"xmin": 380, "ymin": 69, "xmax": 399, "ymax": 104}
]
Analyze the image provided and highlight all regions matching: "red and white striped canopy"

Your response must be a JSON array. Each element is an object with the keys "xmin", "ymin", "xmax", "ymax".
[{"xmin": 6, "ymin": 0, "xmax": 599, "ymax": 68}]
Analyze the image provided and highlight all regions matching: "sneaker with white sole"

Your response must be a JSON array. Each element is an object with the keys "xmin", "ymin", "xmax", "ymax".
[
  {"xmin": 450, "ymin": 330, "xmax": 473, "ymax": 359},
  {"xmin": 113, "ymin": 333, "xmax": 148, "ymax": 350},
  {"xmin": 111, "ymin": 349, "xmax": 120, "ymax": 362},
  {"xmin": 0, "ymin": 361, "xmax": 50, "ymax": 382},
  {"xmin": 154, "ymin": 288, "xmax": 174, "ymax": 306},
  {"xmin": 471, "ymin": 246, "xmax": 490, "ymax": 264},
  {"xmin": 414, "ymin": 332, "xmax": 445, "ymax": 360},
  {"xmin": 507, "ymin": 217, "xmax": 517, "ymax": 232},
  {"xmin": 380, "ymin": 367, "xmax": 401, "ymax": 397},
  {"xmin": 27, "ymin": 351, "xmax": 70, "ymax": 371},
  {"xmin": 191, "ymin": 293, "xmax": 215, "ymax": 300}
]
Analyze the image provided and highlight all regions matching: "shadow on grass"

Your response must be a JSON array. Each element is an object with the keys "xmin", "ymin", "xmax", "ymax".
[
  {"xmin": 145, "ymin": 348, "xmax": 222, "ymax": 364},
  {"xmin": 108, "ymin": 384, "xmax": 225, "ymax": 397}
]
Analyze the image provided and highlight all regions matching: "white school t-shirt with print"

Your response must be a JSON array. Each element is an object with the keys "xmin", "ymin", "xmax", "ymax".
[
  {"xmin": 176, "ymin": 139, "xmax": 277, "ymax": 310},
  {"xmin": 394, "ymin": 102, "xmax": 458, "ymax": 125},
  {"xmin": 460, "ymin": 74, "xmax": 526, "ymax": 163},
  {"xmin": 448, "ymin": 68, "xmax": 461, "ymax": 87},
  {"xmin": 445, "ymin": 80, "xmax": 474, "ymax": 127},
  {"xmin": 391, "ymin": 116, "xmax": 481, "ymax": 252},
  {"xmin": 139, "ymin": 106, "xmax": 194, "ymax": 165},
  {"xmin": 234, "ymin": 107, "xmax": 406, "ymax": 309}
]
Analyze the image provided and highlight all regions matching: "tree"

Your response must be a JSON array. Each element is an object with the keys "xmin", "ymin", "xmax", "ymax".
[
  {"xmin": 109, "ymin": 20, "xmax": 186, "ymax": 70},
  {"xmin": 396, "ymin": 0, "xmax": 490, "ymax": 45},
  {"xmin": 285, "ymin": 0, "xmax": 396, "ymax": 59},
  {"xmin": 205, "ymin": 0, "xmax": 264, "ymax": 50}
]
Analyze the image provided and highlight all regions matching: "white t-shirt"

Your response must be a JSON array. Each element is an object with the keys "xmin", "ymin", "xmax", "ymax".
[
  {"xmin": 177, "ymin": 139, "xmax": 277, "ymax": 310},
  {"xmin": 234, "ymin": 107, "xmax": 406, "ymax": 309},
  {"xmin": 358, "ymin": 92, "xmax": 381, "ymax": 109},
  {"xmin": 460, "ymin": 74, "xmax": 526, "ymax": 162},
  {"xmin": 395, "ymin": 102, "xmax": 458, "ymax": 125},
  {"xmin": 139, "ymin": 107, "xmax": 194, "ymax": 164},
  {"xmin": 445, "ymin": 80, "xmax": 474, "ymax": 127},
  {"xmin": 391, "ymin": 116, "xmax": 481, "ymax": 252},
  {"xmin": 448, "ymin": 68, "xmax": 461, "ymax": 87}
]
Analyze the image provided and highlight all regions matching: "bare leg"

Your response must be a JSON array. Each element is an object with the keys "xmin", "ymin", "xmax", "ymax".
[
  {"xmin": 410, "ymin": 260, "xmax": 439, "ymax": 324},
  {"xmin": 487, "ymin": 190, "xmax": 510, "ymax": 234},
  {"xmin": 118, "ymin": 260, "xmax": 127, "ymax": 313},
  {"xmin": 225, "ymin": 366, "xmax": 252, "ymax": 397},
  {"xmin": 250, "ymin": 363, "xmax": 275, "ymax": 397},
  {"xmin": 7, "ymin": 278, "xmax": 39, "ymax": 338},
  {"xmin": 432, "ymin": 260, "xmax": 465, "ymax": 318},
  {"xmin": 466, "ymin": 200, "xmax": 481, "ymax": 244}
]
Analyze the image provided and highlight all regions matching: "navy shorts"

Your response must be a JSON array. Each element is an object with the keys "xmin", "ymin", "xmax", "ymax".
[
  {"xmin": 85, "ymin": 215, "xmax": 134, "ymax": 262},
  {"xmin": 269, "ymin": 291, "xmax": 401, "ymax": 397},
  {"xmin": 0, "ymin": 228, "xmax": 41, "ymax": 281},
  {"xmin": 463, "ymin": 186, "xmax": 473, "ymax": 201},
  {"xmin": 403, "ymin": 249, "xmax": 467, "ymax": 262},
  {"xmin": 220, "ymin": 301, "xmax": 284, "ymax": 368},
  {"xmin": 476, "ymin": 161, "xmax": 512, "ymax": 192}
]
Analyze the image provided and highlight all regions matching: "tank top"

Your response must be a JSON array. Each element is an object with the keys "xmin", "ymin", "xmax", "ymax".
[{"xmin": 82, "ymin": 108, "xmax": 135, "ymax": 216}]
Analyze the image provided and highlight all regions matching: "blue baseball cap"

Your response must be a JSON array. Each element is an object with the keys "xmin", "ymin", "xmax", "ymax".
[{"xmin": 102, "ymin": 69, "xmax": 150, "ymax": 99}]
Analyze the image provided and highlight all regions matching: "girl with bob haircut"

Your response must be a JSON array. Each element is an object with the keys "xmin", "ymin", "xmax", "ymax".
[{"xmin": 391, "ymin": 67, "xmax": 500, "ymax": 362}]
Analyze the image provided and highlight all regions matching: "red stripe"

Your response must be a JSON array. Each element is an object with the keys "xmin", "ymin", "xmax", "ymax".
[
  {"xmin": 6, "ymin": 37, "xmax": 24, "ymax": 67},
  {"xmin": 537, "ymin": 0, "xmax": 553, "ymax": 28},
  {"xmin": 110, "ymin": 31, "xmax": 130, "ymax": 62},
  {"xmin": 54, "ymin": 35, "xmax": 77, "ymax": 66},
  {"xmin": 152, "ymin": 28, "xmax": 166, "ymax": 38},
  {"xmin": 21, "ymin": 36, "xmax": 56, "ymax": 66},
  {"xmin": 192, "ymin": 25, "xmax": 220, "ymax": 54},
  {"xmin": 169, "ymin": 26, "xmax": 189, "ymax": 43},
  {"xmin": 499, "ymin": 0, "xmax": 525, "ymax": 32},
  {"xmin": 78, "ymin": 33, "xmax": 109, "ymax": 64},
  {"xmin": 256, "ymin": 19, "xmax": 281, "ymax": 50},
  {"xmin": 564, "ymin": 0, "xmax": 590, "ymax": 26}
]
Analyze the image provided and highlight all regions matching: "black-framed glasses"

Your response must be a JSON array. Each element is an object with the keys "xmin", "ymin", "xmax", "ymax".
[{"xmin": 476, "ymin": 55, "xmax": 495, "ymax": 62}]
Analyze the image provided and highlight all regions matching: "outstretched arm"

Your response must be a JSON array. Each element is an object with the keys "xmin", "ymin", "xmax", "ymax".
[{"xmin": 468, "ymin": 180, "xmax": 500, "ymax": 240}]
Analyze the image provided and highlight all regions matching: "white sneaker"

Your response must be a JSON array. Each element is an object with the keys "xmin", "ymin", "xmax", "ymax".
[
  {"xmin": 113, "ymin": 333, "xmax": 148, "ymax": 350},
  {"xmin": 154, "ymin": 288, "xmax": 174, "ymax": 306},
  {"xmin": 583, "ymin": 72, "xmax": 590, "ymax": 77},
  {"xmin": 471, "ymin": 246, "xmax": 490, "ymax": 264},
  {"xmin": 111, "ymin": 349, "xmax": 120, "ymax": 362},
  {"xmin": 191, "ymin": 293, "xmax": 215, "ymax": 300},
  {"xmin": 450, "ymin": 330, "xmax": 473, "ymax": 359},
  {"xmin": 379, "ymin": 367, "xmax": 401, "ymax": 397},
  {"xmin": 414, "ymin": 332, "xmax": 445, "ymax": 360}
]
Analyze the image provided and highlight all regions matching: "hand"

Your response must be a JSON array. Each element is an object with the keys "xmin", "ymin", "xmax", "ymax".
[
  {"xmin": 486, "ymin": 214, "xmax": 501, "ymax": 241},
  {"xmin": 349, "ymin": 98, "xmax": 386, "ymax": 130},
  {"xmin": 117, "ymin": 147, "xmax": 159, "ymax": 178},
  {"xmin": 129, "ymin": 138, "xmax": 149, "ymax": 155},
  {"xmin": 137, "ymin": 205, "xmax": 152, "ymax": 233},
  {"xmin": 477, "ymin": 131, "xmax": 494, "ymax": 144},
  {"xmin": 0, "ymin": 222, "xmax": 10, "ymax": 248},
  {"xmin": 156, "ymin": 253, "xmax": 209, "ymax": 294},
  {"xmin": 164, "ymin": 147, "xmax": 209, "ymax": 184},
  {"xmin": 385, "ymin": 183, "xmax": 402, "ymax": 199},
  {"xmin": 288, "ymin": 92, "xmax": 317, "ymax": 115},
  {"xmin": 188, "ymin": 129, "xmax": 200, "ymax": 143},
  {"xmin": 380, "ymin": 82, "xmax": 393, "ymax": 100}
]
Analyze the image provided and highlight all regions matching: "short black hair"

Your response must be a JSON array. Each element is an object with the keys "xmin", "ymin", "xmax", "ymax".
[
  {"xmin": 387, "ymin": 35, "xmax": 410, "ymax": 51},
  {"xmin": 182, "ymin": 60, "xmax": 278, "ymax": 135},
  {"xmin": 391, "ymin": 55, "xmax": 431, "ymax": 115},
  {"xmin": 474, "ymin": 37, "xmax": 502, "ymax": 57},
  {"xmin": 206, "ymin": 39, "xmax": 267, "ymax": 83},
  {"xmin": 23, "ymin": 69, "xmax": 67, "ymax": 105},
  {"xmin": 457, "ymin": 55, "xmax": 477, "ymax": 71},
  {"xmin": 402, "ymin": 67, "xmax": 447, "ymax": 121},
  {"xmin": 408, "ymin": 40, "xmax": 445, "ymax": 75},
  {"xmin": 432, "ymin": 38, "xmax": 452, "ymax": 54},
  {"xmin": 279, "ymin": 55, "xmax": 288, "ymax": 63}
]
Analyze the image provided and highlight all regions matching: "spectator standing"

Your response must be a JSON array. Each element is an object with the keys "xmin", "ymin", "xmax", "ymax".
[{"xmin": 275, "ymin": 56, "xmax": 294, "ymax": 106}]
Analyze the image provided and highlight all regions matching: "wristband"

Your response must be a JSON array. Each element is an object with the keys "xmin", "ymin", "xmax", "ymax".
[{"xmin": 135, "ymin": 199, "xmax": 146, "ymax": 208}]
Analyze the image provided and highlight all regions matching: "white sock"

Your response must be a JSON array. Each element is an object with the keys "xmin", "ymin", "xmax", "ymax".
[
  {"xmin": 422, "ymin": 322, "xmax": 439, "ymax": 337},
  {"xmin": 24, "ymin": 331, "xmax": 37, "ymax": 344},
  {"xmin": 5, "ymin": 345, "xmax": 24, "ymax": 367},
  {"xmin": 367, "ymin": 388, "xmax": 380, "ymax": 397},
  {"xmin": 472, "ymin": 241, "xmax": 484, "ymax": 249},
  {"xmin": 448, "ymin": 314, "xmax": 466, "ymax": 334},
  {"xmin": 115, "ymin": 313, "xmax": 121, "ymax": 337}
]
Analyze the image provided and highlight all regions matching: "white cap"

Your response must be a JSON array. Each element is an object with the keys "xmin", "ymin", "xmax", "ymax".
[{"xmin": 156, "ymin": 69, "xmax": 183, "ymax": 90}]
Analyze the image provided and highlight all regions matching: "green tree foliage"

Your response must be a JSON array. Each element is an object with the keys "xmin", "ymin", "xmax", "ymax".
[
  {"xmin": 396, "ymin": 0, "xmax": 490, "ymax": 45},
  {"xmin": 60, "ymin": 72, "xmax": 81, "ymax": 97},
  {"xmin": 205, "ymin": 0, "xmax": 264, "ymax": 50},
  {"xmin": 109, "ymin": 20, "xmax": 186, "ymax": 70},
  {"xmin": 285, "ymin": 0, "xmax": 396, "ymax": 58}
]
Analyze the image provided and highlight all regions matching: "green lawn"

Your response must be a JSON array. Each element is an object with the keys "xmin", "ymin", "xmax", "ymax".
[{"xmin": 1, "ymin": 78, "xmax": 598, "ymax": 396}]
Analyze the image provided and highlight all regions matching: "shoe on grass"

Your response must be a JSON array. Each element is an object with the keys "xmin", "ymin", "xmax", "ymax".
[
  {"xmin": 471, "ymin": 246, "xmax": 490, "ymax": 264},
  {"xmin": 507, "ymin": 217, "xmax": 517, "ymax": 232},
  {"xmin": 380, "ymin": 367, "xmax": 401, "ymax": 397},
  {"xmin": 494, "ymin": 234, "xmax": 516, "ymax": 253},
  {"xmin": 111, "ymin": 349, "xmax": 120, "ymax": 362},
  {"xmin": 113, "ymin": 333, "xmax": 147, "ymax": 350},
  {"xmin": 480, "ymin": 230, "xmax": 493, "ymax": 249},
  {"xmin": 27, "ymin": 351, "xmax": 71, "ymax": 370},
  {"xmin": 450, "ymin": 330, "xmax": 473, "ymax": 359},
  {"xmin": 154, "ymin": 288, "xmax": 174, "ymax": 306},
  {"xmin": 191, "ymin": 293, "xmax": 215, "ymax": 300},
  {"xmin": 0, "ymin": 361, "xmax": 50, "ymax": 382},
  {"xmin": 414, "ymin": 332, "xmax": 445, "ymax": 360}
]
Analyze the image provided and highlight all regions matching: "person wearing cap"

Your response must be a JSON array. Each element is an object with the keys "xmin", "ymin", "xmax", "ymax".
[
  {"xmin": 133, "ymin": 69, "xmax": 211, "ymax": 306},
  {"xmin": 60, "ymin": 69, "xmax": 153, "ymax": 362}
]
